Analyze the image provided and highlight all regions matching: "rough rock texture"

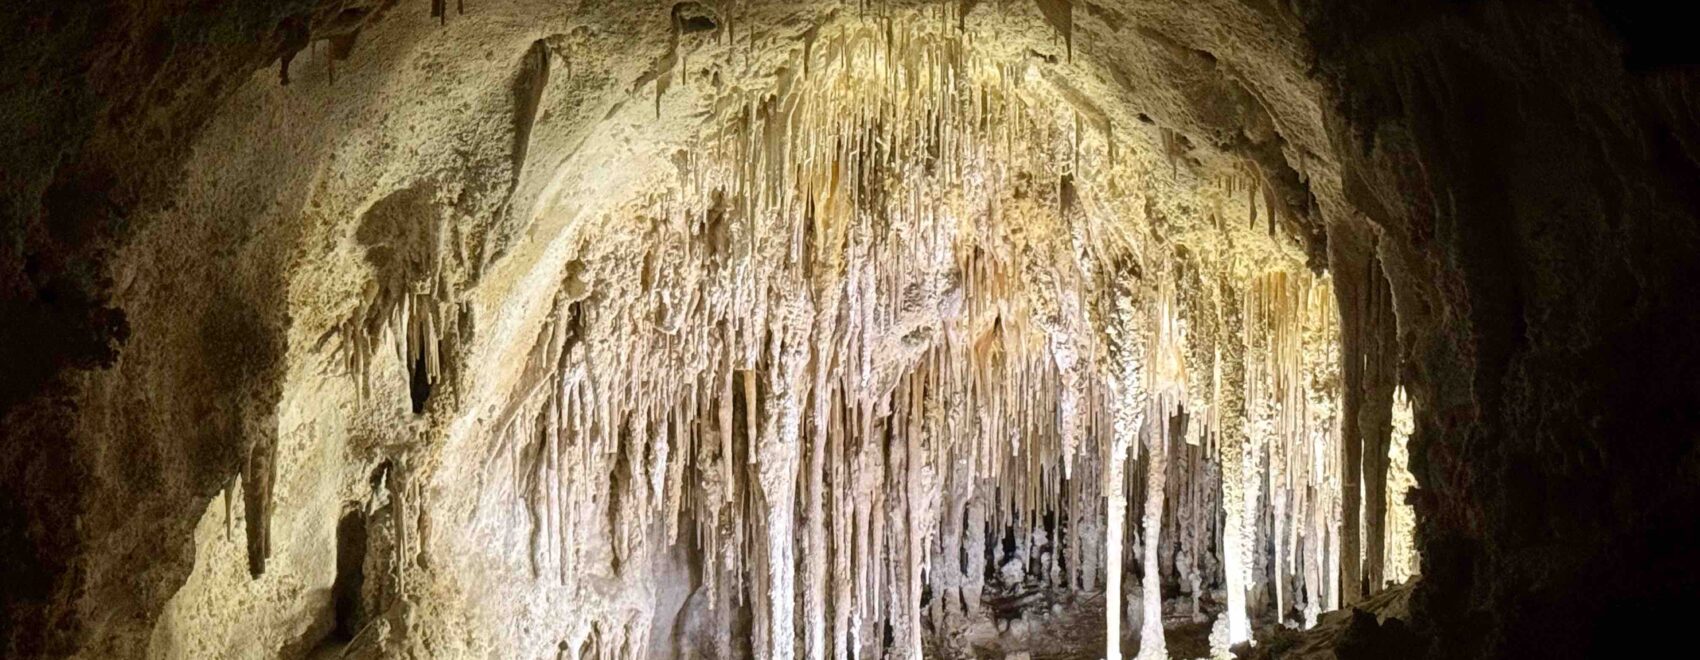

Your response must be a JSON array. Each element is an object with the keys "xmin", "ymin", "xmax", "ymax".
[
  {"xmin": 1302, "ymin": 3, "xmax": 1700, "ymax": 657},
  {"xmin": 1242, "ymin": 578, "xmax": 1420, "ymax": 660},
  {"xmin": 3, "ymin": 1, "xmax": 1697, "ymax": 659}
]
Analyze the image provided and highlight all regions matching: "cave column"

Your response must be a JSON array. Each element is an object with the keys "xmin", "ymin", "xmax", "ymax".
[
  {"xmin": 1329, "ymin": 226, "xmax": 1369, "ymax": 605},
  {"xmin": 1137, "ymin": 276, "xmax": 1171, "ymax": 660},
  {"xmin": 1218, "ymin": 276, "xmax": 1252, "ymax": 645},
  {"xmin": 803, "ymin": 290, "xmax": 845, "ymax": 660},
  {"xmin": 1135, "ymin": 414, "xmax": 1169, "ymax": 660},
  {"xmin": 1359, "ymin": 253, "xmax": 1399, "ymax": 595},
  {"xmin": 755, "ymin": 286, "xmax": 815, "ymax": 660},
  {"xmin": 1329, "ymin": 223, "xmax": 1401, "ymax": 603},
  {"xmin": 1105, "ymin": 284, "xmax": 1146, "ymax": 660},
  {"xmin": 1104, "ymin": 410, "xmax": 1134, "ymax": 660}
]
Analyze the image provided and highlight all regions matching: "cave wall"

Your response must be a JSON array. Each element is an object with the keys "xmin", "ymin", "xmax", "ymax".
[
  {"xmin": 1302, "ymin": 1, "xmax": 1700, "ymax": 656},
  {"xmin": 3, "ymin": 1, "xmax": 1697, "ymax": 659},
  {"xmin": 3, "ymin": 1, "xmax": 674, "ymax": 654}
]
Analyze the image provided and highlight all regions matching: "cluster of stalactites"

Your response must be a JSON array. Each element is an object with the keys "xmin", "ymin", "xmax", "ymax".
[
  {"xmin": 331, "ymin": 270, "xmax": 464, "ymax": 406},
  {"xmin": 489, "ymin": 255, "xmax": 1121, "ymax": 658},
  {"xmin": 468, "ymin": 13, "xmax": 1410, "ymax": 659},
  {"xmin": 1235, "ymin": 272, "xmax": 1347, "ymax": 632},
  {"xmin": 1114, "ymin": 266, "xmax": 1348, "ymax": 657},
  {"xmin": 481, "ymin": 20, "xmax": 1133, "ymax": 658}
]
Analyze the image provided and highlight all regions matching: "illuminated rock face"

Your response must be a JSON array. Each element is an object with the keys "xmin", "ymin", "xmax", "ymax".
[{"xmin": 4, "ymin": 2, "xmax": 1698, "ymax": 660}]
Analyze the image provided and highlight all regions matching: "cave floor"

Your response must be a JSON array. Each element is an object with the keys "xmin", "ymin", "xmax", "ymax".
[{"xmin": 927, "ymin": 590, "xmax": 1217, "ymax": 659}]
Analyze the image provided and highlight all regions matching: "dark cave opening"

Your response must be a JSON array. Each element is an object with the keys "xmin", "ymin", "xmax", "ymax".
[
  {"xmin": 409, "ymin": 348, "xmax": 432, "ymax": 415},
  {"xmin": 332, "ymin": 506, "xmax": 369, "ymax": 642}
]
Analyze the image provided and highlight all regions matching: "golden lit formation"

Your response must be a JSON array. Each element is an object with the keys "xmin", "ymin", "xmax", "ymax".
[{"xmin": 349, "ymin": 13, "xmax": 1420, "ymax": 657}]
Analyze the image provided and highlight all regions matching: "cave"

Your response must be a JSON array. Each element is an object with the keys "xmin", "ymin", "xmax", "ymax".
[{"xmin": 2, "ymin": 1, "xmax": 1698, "ymax": 659}]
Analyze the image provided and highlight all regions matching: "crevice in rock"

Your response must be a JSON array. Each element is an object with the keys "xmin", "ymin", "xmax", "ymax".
[
  {"xmin": 333, "ymin": 505, "xmax": 370, "ymax": 642},
  {"xmin": 409, "ymin": 347, "xmax": 433, "ymax": 415}
]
